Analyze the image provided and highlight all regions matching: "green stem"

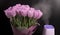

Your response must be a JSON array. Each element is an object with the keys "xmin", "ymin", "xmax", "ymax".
[
  {"xmin": 13, "ymin": 17, "xmax": 17, "ymax": 27},
  {"xmin": 34, "ymin": 19, "xmax": 36, "ymax": 24},
  {"xmin": 21, "ymin": 16, "xmax": 23, "ymax": 27},
  {"xmin": 19, "ymin": 18, "xmax": 21, "ymax": 27},
  {"xmin": 32, "ymin": 18, "xmax": 37, "ymax": 25},
  {"xmin": 20, "ymin": 16, "xmax": 22, "ymax": 27},
  {"xmin": 23, "ymin": 16, "xmax": 26, "ymax": 27},
  {"xmin": 23, "ymin": 16, "xmax": 28, "ymax": 28},
  {"xmin": 29, "ymin": 18, "xmax": 31, "ymax": 27}
]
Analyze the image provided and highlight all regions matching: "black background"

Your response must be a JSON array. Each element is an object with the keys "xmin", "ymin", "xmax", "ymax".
[{"xmin": 0, "ymin": 0, "xmax": 60, "ymax": 35}]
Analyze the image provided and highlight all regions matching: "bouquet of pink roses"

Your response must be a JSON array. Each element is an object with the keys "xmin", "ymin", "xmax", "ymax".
[{"xmin": 4, "ymin": 4, "xmax": 43, "ymax": 35}]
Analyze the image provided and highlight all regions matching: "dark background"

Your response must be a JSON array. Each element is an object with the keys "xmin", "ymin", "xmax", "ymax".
[{"xmin": 0, "ymin": 0, "xmax": 60, "ymax": 35}]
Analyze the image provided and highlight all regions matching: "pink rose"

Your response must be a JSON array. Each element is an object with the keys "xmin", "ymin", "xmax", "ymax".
[
  {"xmin": 19, "ymin": 5, "xmax": 30, "ymax": 17},
  {"xmin": 36, "ymin": 10, "xmax": 43, "ymax": 19},
  {"xmin": 28, "ymin": 8, "xmax": 35, "ymax": 18},
  {"xmin": 4, "ymin": 7, "xmax": 16, "ymax": 18},
  {"xmin": 33, "ymin": 10, "xmax": 39, "ymax": 19},
  {"xmin": 33, "ymin": 10, "xmax": 43, "ymax": 19},
  {"xmin": 12, "ymin": 4, "xmax": 21, "ymax": 14}
]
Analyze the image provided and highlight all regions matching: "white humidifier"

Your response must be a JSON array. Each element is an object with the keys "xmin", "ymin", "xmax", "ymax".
[{"xmin": 43, "ymin": 25, "xmax": 55, "ymax": 35}]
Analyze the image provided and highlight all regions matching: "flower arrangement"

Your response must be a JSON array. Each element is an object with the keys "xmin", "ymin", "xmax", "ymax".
[{"xmin": 4, "ymin": 4, "xmax": 43, "ymax": 35}]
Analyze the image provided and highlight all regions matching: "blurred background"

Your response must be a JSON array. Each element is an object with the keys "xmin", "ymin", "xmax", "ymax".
[{"xmin": 0, "ymin": 0, "xmax": 60, "ymax": 35}]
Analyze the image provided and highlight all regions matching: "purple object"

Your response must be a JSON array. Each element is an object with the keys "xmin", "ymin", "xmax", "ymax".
[
  {"xmin": 43, "ymin": 25, "xmax": 55, "ymax": 35},
  {"xmin": 44, "ymin": 25, "xmax": 54, "ymax": 29}
]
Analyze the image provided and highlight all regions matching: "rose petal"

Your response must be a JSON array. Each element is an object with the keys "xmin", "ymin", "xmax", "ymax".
[
  {"xmin": 28, "ymin": 8, "xmax": 35, "ymax": 18},
  {"xmin": 33, "ymin": 10, "xmax": 39, "ymax": 19},
  {"xmin": 19, "ymin": 5, "xmax": 30, "ymax": 16},
  {"xmin": 36, "ymin": 10, "xmax": 43, "ymax": 19},
  {"xmin": 4, "ymin": 7, "xmax": 16, "ymax": 18}
]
